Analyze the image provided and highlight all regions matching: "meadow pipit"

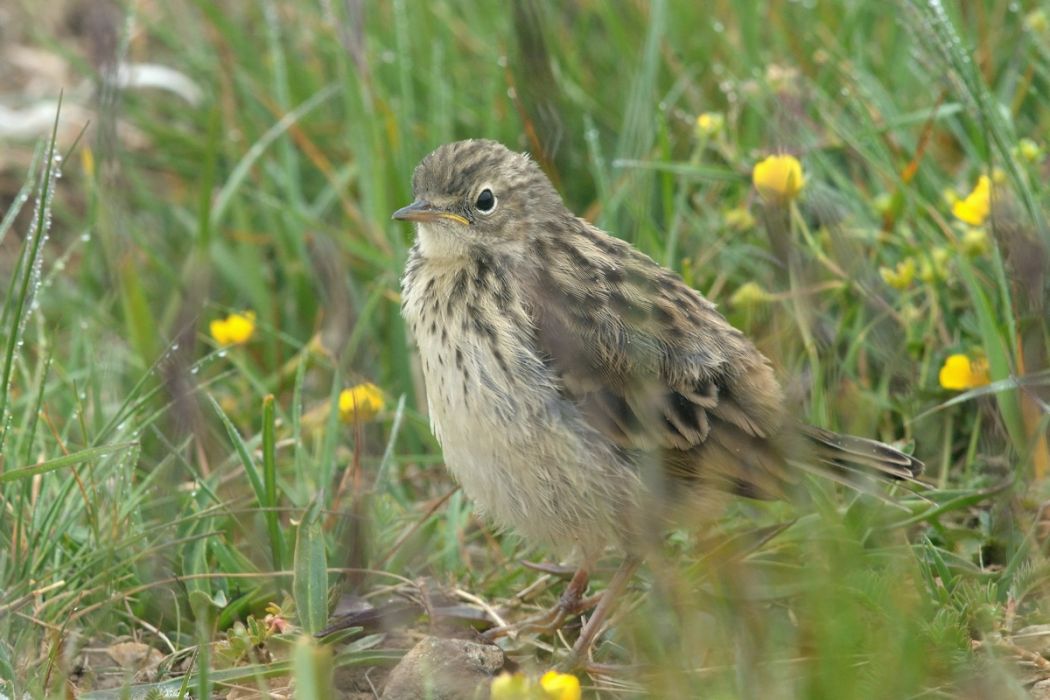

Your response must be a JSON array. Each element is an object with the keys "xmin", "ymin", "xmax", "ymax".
[{"xmin": 395, "ymin": 139, "xmax": 922, "ymax": 666}]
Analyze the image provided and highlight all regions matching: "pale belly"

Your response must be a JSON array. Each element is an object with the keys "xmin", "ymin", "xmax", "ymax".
[{"xmin": 402, "ymin": 258, "xmax": 642, "ymax": 557}]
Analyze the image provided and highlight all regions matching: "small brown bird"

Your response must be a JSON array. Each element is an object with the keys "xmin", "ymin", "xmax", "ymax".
[{"xmin": 395, "ymin": 139, "xmax": 921, "ymax": 666}]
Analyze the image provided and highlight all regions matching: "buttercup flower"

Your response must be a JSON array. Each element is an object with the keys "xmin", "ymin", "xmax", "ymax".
[
  {"xmin": 872, "ymin": 192, "xmax": 895, "ymax": 218},
  {"xmin": 879, "ymin": 258, "xmax": 916, "ymax": 290},
  {"xmin": 753, "ymin": 154, "xmax": 805, "ymax": 201},
  {"xmin": 696, "ymin": 111, "xmax": 725, "ymax": 137},
  {"xmin": 539, "ymin": 671, "xmax": 581, "ymax": 700},
  {"xmin": 490, "ymin": 672, "xmax": 532, "ymax": 700},
  {"xmin": 1025, "ymin": 9, "xmax": 1049, "ymax": 35},
  {"xmin": 490, "ymin": 670, "xmax": 581, "ymax": 700},
  {"xmin": 210, "ymin": 311, "xmax": 256, "ymax": 346},
  {"xmin": 1015, "ymin": 138, "xmax": 1044, "ymax": 164},
  {"xmin": 960, "ymin": 228, "xmax": 990, "ymax": 258},
  {"xmin": 724, "ymin": 205, "xmax": 756, "ymax": 231},
  {"xmin": 338, "ymin": 383, "xmax": 385, "ymax": 422},
  {"xmin": 919, "ymin": 247, "xmax": 951, "ymax": 283},
  {"xmin": 939, "ymin": 354, "xmax": 990, "ymax": 391},
  {"xmin": 952, "ymin": 175, "xmax": 991, "ymax": 226},
  {"xmin": 730, "ymin": 281, "xmax": 772, "ymax": 308}
]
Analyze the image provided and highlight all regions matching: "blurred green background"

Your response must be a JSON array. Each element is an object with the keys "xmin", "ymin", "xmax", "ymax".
[{"xmin": 1, "ymin": 0, "xmax": 1049, "ymax": 697}]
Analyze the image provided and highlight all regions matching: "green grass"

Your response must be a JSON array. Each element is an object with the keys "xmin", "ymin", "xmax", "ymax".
[{"xmin": 1, "ymin": 0, "xmax": 1049, "ymax": 697}]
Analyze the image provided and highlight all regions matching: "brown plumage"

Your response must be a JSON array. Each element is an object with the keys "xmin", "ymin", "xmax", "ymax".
[{"xmin": 396, "ymin": 139, "xmax": 921, "ymax": 563}]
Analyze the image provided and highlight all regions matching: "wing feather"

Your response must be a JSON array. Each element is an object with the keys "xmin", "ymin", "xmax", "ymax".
[
  {"xmin": 524, "ymin": 222, "xmax": 786, "ymax": 454},
  {"xmin": 522, "ymin": 222, "xmax": 922, "ymax": 495}
]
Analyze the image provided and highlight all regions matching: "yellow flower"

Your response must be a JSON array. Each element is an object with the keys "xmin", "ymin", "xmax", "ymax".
[
  {"xmin": 1025, "ymin": 9, "xmax": 1049, "ymax": 36},
  {"xmin": 752, "ymin": 154, "xmax": 805, "ymax": 201},
  {"xmin": 723, "ymin": 205, "xmax": 755, "ymax": 231},
  {"xmin": 490, "ymin": 670, "xmax": 581, "ymax": 700},
  {"xmin": 879, "ymin": 258, "xmax": 916, "ymax": 290},
  {"xmin": 960, "ymin": 228, "xmax": 990, "ymax": 257},
  {"xmin": 490, "ymin": 672, "xmax": 533, "ymax": 700},
  {"xmin": 951, "ymin": 175, "xmax": 991, "ymax": 226},
  {"xmin": 872, "ymin": 192, "xmax": 894, "ymax": 218},
  {"xmin": 919, "ymin": 247, "xmax": 951, "ymax": 283},
  {"xmin": 210, "ymin": 311, "xmax": 256, "ymax": 346},
  {"xmin": 696, "ymin": 111, "xmax": 725, "ymax": 137},
  {"xmin": 338, "ymin": 383, "xmax": 384, "ymax": 423},
  {"xmin": 730, "ymin": 281, "xmax": 772, "ymax": 308},
  {"xmin": 938, "ymin": 354, "xmax": 990, "ymax": 391},
  {"xmin": 1015, "ymin": 138, "xmax": 1044, "ymax": 164},
  {"xmin": 539, "ymin": 671, "xmax": 581, "ymax": 700}
]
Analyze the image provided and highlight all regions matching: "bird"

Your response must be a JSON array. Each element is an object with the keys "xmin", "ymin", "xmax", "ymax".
[{"xmin": 394, "ymin": 138, "xmax": 922, "ymax": 667}]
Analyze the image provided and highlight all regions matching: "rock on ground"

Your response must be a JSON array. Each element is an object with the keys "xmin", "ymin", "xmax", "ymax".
[{"xmin": 381, "ymin": 636, "xmax": 504, "ymax": 700}]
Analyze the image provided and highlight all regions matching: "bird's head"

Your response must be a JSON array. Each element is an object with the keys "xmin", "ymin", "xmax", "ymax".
[{"xmin": 393, "ymin": 139, "xmax": 564, "ymax": 258}]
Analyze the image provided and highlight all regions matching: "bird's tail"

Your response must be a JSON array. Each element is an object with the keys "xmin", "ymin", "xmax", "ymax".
[{"xmin": 798, "ymin": 424, "xmax": 923, "ymax": 482}]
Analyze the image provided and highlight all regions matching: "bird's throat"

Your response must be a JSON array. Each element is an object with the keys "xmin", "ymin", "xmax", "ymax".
[{"xmin": 416, "ymin": 222, "xmax": 472, "ymax": 260}]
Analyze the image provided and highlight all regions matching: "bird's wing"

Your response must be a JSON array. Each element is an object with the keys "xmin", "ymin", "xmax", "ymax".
[{"xmin": 523, "ymin": 222, "xmax": 787, "ymax": 455}]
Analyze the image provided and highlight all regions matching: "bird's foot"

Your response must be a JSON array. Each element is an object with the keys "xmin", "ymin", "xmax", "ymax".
[
  {"xmin": 557, "ymin": 556, "xmax": 641, "ymax": 671},
  {"xmin": 481, "ymin": 566, "xmax": 594, "ymax": 641}
]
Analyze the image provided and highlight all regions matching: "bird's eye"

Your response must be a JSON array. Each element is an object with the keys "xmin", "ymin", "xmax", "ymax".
[{"xmin": 475, "ymin": 188, "xmax": 496, "ymax": 213}]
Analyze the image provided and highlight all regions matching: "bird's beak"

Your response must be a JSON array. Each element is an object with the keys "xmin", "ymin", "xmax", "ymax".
[{"xmin": 392, "ymin": 199, "xmax": 469, "ymax": 226}]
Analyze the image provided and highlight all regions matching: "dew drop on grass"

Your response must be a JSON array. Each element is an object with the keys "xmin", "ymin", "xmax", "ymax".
[
  {"xmin": 17, "ymin": 150, "xmax": 63, "ymax": 345},
  {"xmin": 218, "ymin": 350, "xmax": 228, "ymax": 358},
  {"xmin": 712, "ymin": 20, "xmax": 724, "ymax": 33}
]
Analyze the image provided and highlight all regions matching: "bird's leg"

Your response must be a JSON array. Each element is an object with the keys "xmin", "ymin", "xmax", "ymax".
[
  {"xmin": 481, "ymin": 565, "xmax": 595, "ymax": 641},
  {"xmin": 558, "ymin": 556, "xmax": 641, "ymax": 671},
  {"xmin": 555, "ymin": 565, "xmax": 591, "ymax": 618}
]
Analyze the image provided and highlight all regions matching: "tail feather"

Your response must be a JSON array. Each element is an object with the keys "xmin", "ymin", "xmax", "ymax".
[{"xmin": 800, "ymin": 425, "xmax": 924, "ymax": 482}]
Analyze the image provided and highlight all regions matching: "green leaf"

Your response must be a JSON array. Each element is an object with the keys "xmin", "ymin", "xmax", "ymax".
[
  {"xmin": 292, "ymin": 635, "xmax": 334, "ymax": 699},
  {"xmin": 208, "ymin": 394, "xmax": 266, "ymax": 513},
  {"xmin": 293, "ymin": 499, "xmax": 328, "ymax": 634},
  {"xmin": 262, "ymin": 394, "xmax": 286, "ymax": 571},
  {"xmin": 957, "ymin": 258, "xmax": 1027, "ymax": 452},
  {"xmin": 0, "ymin": 443, "xmax": 136, "ymax": 484}
]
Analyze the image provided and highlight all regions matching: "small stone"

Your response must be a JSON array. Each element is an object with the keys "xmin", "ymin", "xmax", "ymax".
[
  {"xmin": 381, "ymin": 636, "xmax": 504, "ymax": 700},
  {"xmin": 1030, "ymin": 678, "xmax": 1050, "ymax": 699}
]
